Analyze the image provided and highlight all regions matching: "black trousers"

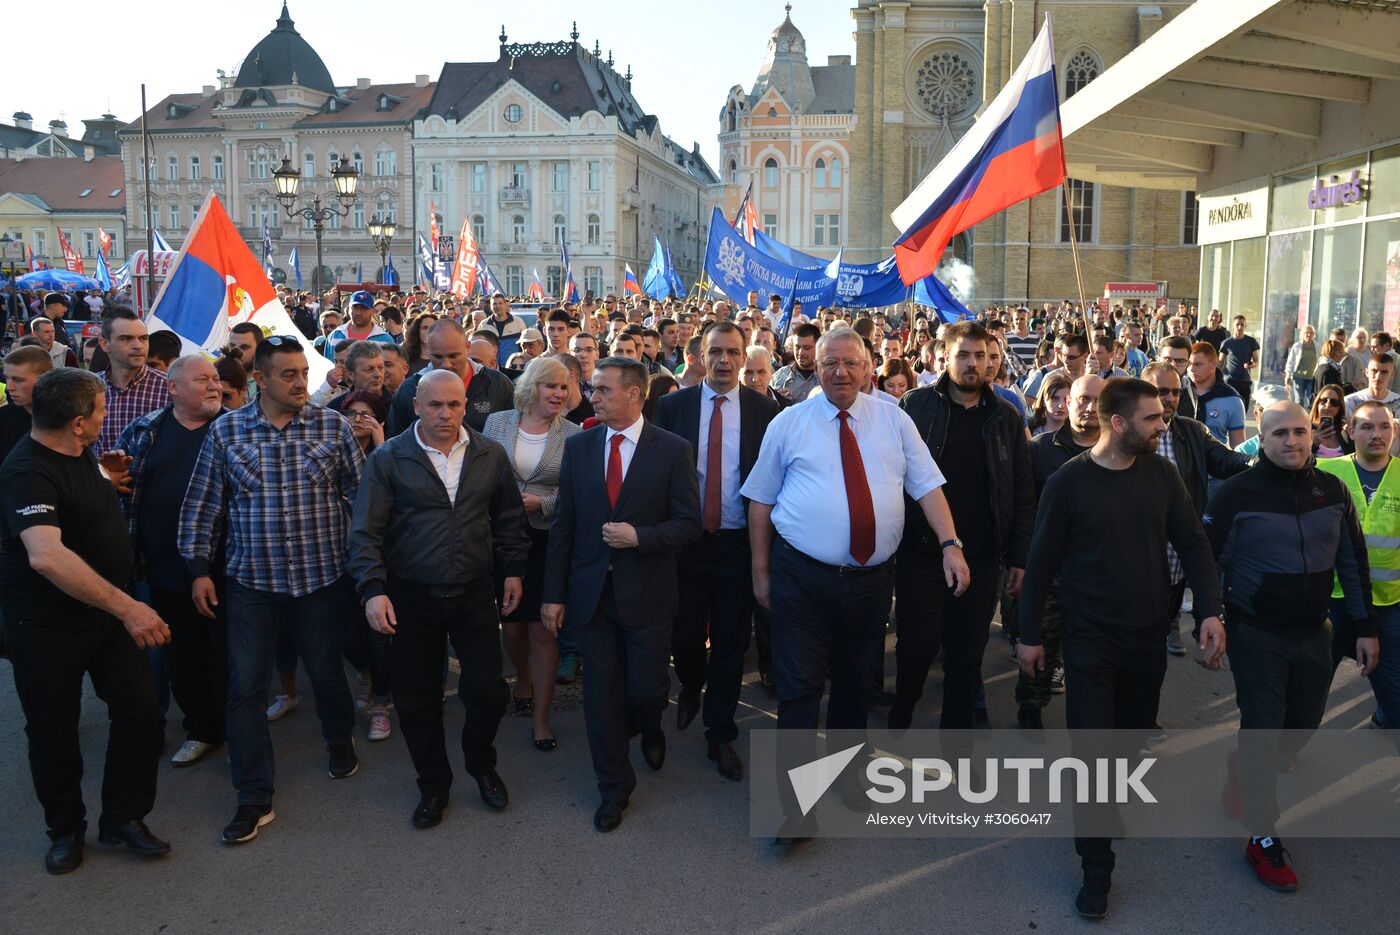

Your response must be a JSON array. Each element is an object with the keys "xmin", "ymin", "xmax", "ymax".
[
  {"xmin": 150, "ymin": 586, "xmax": 227, "ymax": 745},
  {"xmin": 387, "ymin": 580, "xmax": 507, "ymax": 797},
  {"xmin": 770, "ymin": 538, "xmax": 894, "ymax": 731},
  {"xmin": 671, "ymin": 529, "xmax": 753, "ymax": 745},
  {"xmin": 893, "ymin": 547, "xmax": 1001, "ymax": 728},
  {"xmin": 4, "ymin": 608, "xmax": 161, "ymax": 839},
  {"xmin": 753, "ymin": 606, "xmax": 773, "ymax": 676},
  {"xmin": 1227, "ymin": 378, "xmax": 1253, "ymax": 411},
  {"xmin": 1062, "ymin": 618, "xmax": 1167, "ymax": 874},
  {"xmin": 583, "ymin": 576, "xmax": 671, "ymax": 803}
]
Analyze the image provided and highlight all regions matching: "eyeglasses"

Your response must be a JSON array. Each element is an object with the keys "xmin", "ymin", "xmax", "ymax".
[
  {"xmin": 1317, "ymin": 398, "xmax": 1340, "ymax": 408},
  {"xmin": 348, "ymin": 410, "xmax": 376, "ymax": 421},
  {"xmin": 263, "ymin": 334, "xmax": 302, "ymax": 349}
]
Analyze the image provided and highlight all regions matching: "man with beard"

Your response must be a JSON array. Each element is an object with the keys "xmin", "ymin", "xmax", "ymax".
[
  {"xmin": 1017, "ymin": 378, "xmax": 1226, "ymax": 920},
  {"xmin": 891, "ymin": 322, "xmax": 1033, "ymax": 731}
]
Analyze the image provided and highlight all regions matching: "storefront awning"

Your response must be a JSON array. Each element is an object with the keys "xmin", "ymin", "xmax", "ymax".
[{"xmin": 1061, "ymin": 0, "xmax": 1400, "ymax": 191}]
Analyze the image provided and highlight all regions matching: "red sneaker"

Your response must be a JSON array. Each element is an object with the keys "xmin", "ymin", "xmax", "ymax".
[{"xmin": 1245, "ymin": 837, "xmax": 1298, "ymax": 892}]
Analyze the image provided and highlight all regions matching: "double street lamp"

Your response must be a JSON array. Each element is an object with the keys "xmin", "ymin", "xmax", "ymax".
[
  {"xmin": 272, "ymin": 155, "xmax": 360, "ymax": 299},
  {"xmin": 367, "ymin": 214, "xmax": 397, "ymax": 285}
]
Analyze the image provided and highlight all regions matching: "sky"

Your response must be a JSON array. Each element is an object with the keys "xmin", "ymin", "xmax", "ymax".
[{"xmin": 9, "ymin": 0, "xmax": 856, "ymax": 170}]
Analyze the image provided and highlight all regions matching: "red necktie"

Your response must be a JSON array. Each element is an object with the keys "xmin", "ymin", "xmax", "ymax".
[
  {"xmin": 702, "ymin": 396, "xmax": 726, "ymax": 534},
  {"xmin": 838, "ymin": 410, "xmax": 876, "ymax": 565},
  {"xmin": 607, "ymin": 433, "xmax": 624, "ymax": 509}
]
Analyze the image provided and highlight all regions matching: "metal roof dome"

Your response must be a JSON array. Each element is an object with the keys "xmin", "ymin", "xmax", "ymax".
[{"xmin": 234, "ymin": 4, "xmax": 335, "ymax": 93}]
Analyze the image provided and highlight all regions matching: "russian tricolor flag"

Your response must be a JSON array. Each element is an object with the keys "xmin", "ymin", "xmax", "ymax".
[
  {"xmin": 149, "ymin": 191, "xmax": 329, "ymax": 382},
  {"xmin": 892, "ymin": 18, "xmax": 1066, "ymax": 284},
  {"xmin": 528, "ymin": 268, "xmax": 545, "ymax": 300},
  {"xmin": 623, "ymin": 263, "xmax": 643, "ymax": 296}
]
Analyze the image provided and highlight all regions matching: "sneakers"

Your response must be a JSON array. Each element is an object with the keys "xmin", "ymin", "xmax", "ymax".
[
  {"xmin": 1180, "ymin": 590, "xmax": 1194, "ymax": 614},
  {"xmin": 266, "ymin": 694, "xmax": 299, "ymax": 721},
  {"xmin": 1245, "ymin": 837, "xmax": 1298, "ymax": 892},
  {"xmin": 352, "ymin": 672, "xmax": 373, "ymax": 712},
  {"xmin": 170, "ymin": 739, "xmax": 218, "ymax": 767},
  {"xmin": 367, "ymin": 705, "xmax": 392, "ymax": 742},
  {"xmin": 1050, "ymin": 665, "xmax": 1066, "ymax": 694},
  {"xmin": 221, "ymin": 804, "xmax": 275, "ymax": 845},
  {"xmin": 1166, "ymin": 628, "xmax": 1187, "ymax": 656},
  {"xmin": 556, "ymin": 654, "xmax": 581, "ymax": 684},
  {"xmin": 1075, "ymin": 871, "xmax": 1112, "ymax": 919},
  {"xmin": 328, "ymin": 741, "xmax": 359, "ymax": 779}
]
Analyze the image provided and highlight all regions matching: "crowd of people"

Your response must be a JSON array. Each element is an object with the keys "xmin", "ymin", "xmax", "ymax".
[{"xmin": 1, "ymin": 282, "xmax": 1396, "ymax": 921}]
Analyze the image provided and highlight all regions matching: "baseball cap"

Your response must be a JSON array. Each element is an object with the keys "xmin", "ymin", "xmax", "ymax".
[
  {"xmin": 349, "ymin": 289, "xmax": 374, "ymax": 308},
  {"xmin": 520, "ymin": 327, "xmax": 544, "ymax": 344}
]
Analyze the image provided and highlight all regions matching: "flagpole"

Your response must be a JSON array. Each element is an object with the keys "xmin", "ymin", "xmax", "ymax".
[
  {"xmin": 141, "ymin": 84, "xmax": 155, "ymax": 314},
  {"xmin": 1060, "ymin": 179, "xmax": 1091, "ymax": 336}
]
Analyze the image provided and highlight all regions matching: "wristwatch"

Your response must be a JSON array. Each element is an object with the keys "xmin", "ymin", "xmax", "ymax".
[{"xmin": 940, "ymin": 538, "xmax": 964, "ymax": 551}]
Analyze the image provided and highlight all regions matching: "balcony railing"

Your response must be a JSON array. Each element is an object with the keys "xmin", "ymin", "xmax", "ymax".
[{"xmin": 499, "ymin": 186, "xmax": 530, "ymax": 206}]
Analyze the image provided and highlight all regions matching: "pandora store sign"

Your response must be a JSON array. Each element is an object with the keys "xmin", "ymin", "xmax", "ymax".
[{"xmin": 1197, "ymin": 185, "xmax": 1269, "ymax": 245}]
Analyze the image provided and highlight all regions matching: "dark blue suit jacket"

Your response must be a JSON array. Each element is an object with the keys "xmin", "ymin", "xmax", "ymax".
[{"xmin": 542, "ymin": 421, "xmax": 701, "ymax": 625}]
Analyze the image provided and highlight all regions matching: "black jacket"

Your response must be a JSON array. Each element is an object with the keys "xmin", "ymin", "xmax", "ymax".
[
  {"xmin": 1203, "ymin": 453, "xmax": 1374, "ymax": 637},
  {"xmin": 1166, "ymin": 415, "xmax": 1254, "ymax": 515},
  {"xmin": 385, "ymin": 361, "xmax": 514, "ymax": 437},
  {"xmin": 651, "ymin": 383, "xmax": 780, "ymax": 511},
  {"xmin": 899, "ymin": 375, "xmax": 1034, "ymax": 567},
  {"xmin": 1028, "ymin": 424, "xmax": 1089, "ymax": 497},
  {"xmin": 347, "ymin": 423, "xmax": 529, "ymax": 600}
]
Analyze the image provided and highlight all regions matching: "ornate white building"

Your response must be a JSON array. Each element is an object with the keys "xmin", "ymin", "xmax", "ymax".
[
  {"xmin": 714, "ymin": 7, "xmax": 856, "ymax": 260},
  {"xmin": 414, "ymin": 26, "xmax": 717, "ymax": 298},
  {"xmin": 117, "ymin": 4, "xmax": 431, "ymax": 288}
]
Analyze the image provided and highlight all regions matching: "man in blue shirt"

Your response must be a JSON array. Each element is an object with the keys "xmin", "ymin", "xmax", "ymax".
[{"xmin": 1187, "ymin": 342, "xmax": 1246, "ymax": 447}]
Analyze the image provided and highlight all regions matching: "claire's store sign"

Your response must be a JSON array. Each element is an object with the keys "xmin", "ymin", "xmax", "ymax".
[{"xmin": 1308, "ymin": 170, "xmax": 1367, "ymax": 211}]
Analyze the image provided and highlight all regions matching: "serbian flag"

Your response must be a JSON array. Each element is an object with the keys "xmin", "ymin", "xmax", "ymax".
[
  {"xmin": 148, "ymin": 191, "xmax": 330, "ymax": 383},
  {"xmin": 623, "ymin": 263, "xmax": 643, "ymax": 295},
  {"xmin": 26, "ymin": 245, "xmax": 41, "ymax": 272},
  {"xmin": 732, "ymin": 182, "xmax": 758, "ymax": 245},
  {"xmin": 528, "ymin": 269, "xmax": 545, "ymax": 300},
  {"xmin": 448, "ymin": 214, "xmax": 481, "ymax": 299},
  {"xmin": 98, "ymin": 226, "xmax": 113, "ymax": 257},
  {"xmin": 892, "ymin": 17, "xmax": 1065, "ymax": 284},
  {"xmin": 560, "ymin": 241, "xmax": 578, "ymax": 302},
  {"xmin": 429, "ymin": 201, "xmax": 441, "ymax": 253},
  {"xmin": 57, "ymin": 228, "xmax": 84, "ymax": 274}
]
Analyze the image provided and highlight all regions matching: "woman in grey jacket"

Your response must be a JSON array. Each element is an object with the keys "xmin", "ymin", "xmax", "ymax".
[{"xmin": 482, "ymin": 357, "xmax": 579, "ymax": 750}]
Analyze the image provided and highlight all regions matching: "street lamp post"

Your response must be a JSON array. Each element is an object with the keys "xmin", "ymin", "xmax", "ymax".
[
  {"xmin": 367, "ymin": 214, "xmax": 397, "ymax": 285},
  {"xmin": 272, "ymin": 156, "xmax": 360, "ymax": 302},
  {"xmin": 0, "ymin": 232, "xmax": 19, "ymax": 279}
]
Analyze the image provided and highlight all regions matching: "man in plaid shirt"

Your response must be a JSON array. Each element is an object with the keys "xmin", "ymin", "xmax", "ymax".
[
  {"xmin": 94, "ymin": 308, "xmax": 170, "ymax": 457},
  {"xmin": 178, "ymin": 334, "xmax": 364, "ymax": 847}
]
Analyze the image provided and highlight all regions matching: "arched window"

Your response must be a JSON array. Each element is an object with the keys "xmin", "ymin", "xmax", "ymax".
[
  {"xmin": 255, "ymin": 151, "xmax": 269, "ymax": 179},
  {"xmin": 351, "ymin": 151, "xmax": 364, "ymax": 174},
  {"xmin": 728, "ymin": 159, "xmax": 737, "ymax": 183},
  {"xmin": 189, "ymin": 155, "xmax": 201, "ymax": 181},
  {"xmin": 167, "ymin": 155, "xmax": 178, "ymax": 180},
  {"xmin": 472, "ymin": 214, "xmax": 486, "ymax": 244},
  {"xmin": 830, "ymin": 157, "xmax": 842, "ymax": 187},
  {"xmin": 587, "ymin": 213, "xmax": 600, "ymax": 245},
  {"xmin": 327, "ymin": 150, "xmax": 340, "ymax": 174},
  {"xmin": 552, "ymin": 214, "xmax": 567, "ymax": 244},
  {"xmin": 763, "ymin": 157, "xmax": 779, "ymax": 188},
  {"xmin": 303, "ymin": 151, "xmax": 316, "ymax": 179},
  {"xmin": 813, "ymin": 158, "xmax": 826, "ymax": 188},
  {"xmin": 212, "ymin": 154, "xmax": 224, "ymax": 180},
  {"xmin": 1064, "ymin": 50, "xmax": 1101, "ymax": 99},
  {"xmin": 512, "ymin": 215, "xmax": 526, "ymax": 244}
]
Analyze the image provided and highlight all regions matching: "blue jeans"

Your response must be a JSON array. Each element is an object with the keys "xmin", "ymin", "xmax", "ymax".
[
  {"xmin": 1291, "ymin": 377, "xmax": 1315, "ymax": 410},
  {"xmin": 1330, "ymin": 598, "xmax": 1400, "ymax": 729},
  {"xmin": 225, "ymin": 580, "xmax": 356, "ymax": 806}
]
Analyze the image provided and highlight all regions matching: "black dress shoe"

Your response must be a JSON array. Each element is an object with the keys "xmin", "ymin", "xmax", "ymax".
[
  {"xmin": 641, "ymin": 731, "xmax": 666, "ymax": 770},
  {"xmin": 760, "ymin": 671, "xmax": 776, "ymax": 693},
  {"xmin": 45, "ymin": 833, "xmax": 84, "ymax": 875},
  {"xmin": 708, "ymin": 742, "xmax": 745, "ymax": 781},
  {"xmin": 675, "ymin": 688, "xmax": 701, "ymax": 730},
  {"xmin": 594, "ymin": 799, "xmax": 626, "ymax": 832},
  {"xmin": 1075, "ymin": 871, "xmax": 1112, "ymax": 919},
  {"xmin": 475, "ymin": 769, "xmax": 509, "ymax": 810},
  {"xmin": 97, "ymin": 819, "xmax": 170, "ymax": 856},
  {"xmin": 412, "ymin": 794, "xmax": 447, "ymax": 829}
]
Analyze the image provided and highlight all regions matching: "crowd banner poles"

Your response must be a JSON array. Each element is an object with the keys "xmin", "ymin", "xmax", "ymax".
[
  {"xmin": 141, "ymin": 84, "xmax": 156, "ymax": 312},
  {"xmin": 1061, "ymin": 178, "xmax": 1090, "ymax": 335}
]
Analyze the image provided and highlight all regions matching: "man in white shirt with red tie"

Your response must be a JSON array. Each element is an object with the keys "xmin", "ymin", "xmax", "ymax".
[{"xmin": 742, "ymin": 327, "xmax": 969, "ymax": 852}]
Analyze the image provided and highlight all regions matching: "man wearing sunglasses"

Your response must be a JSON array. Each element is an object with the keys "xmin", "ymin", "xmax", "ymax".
[{"xmin": 179, "ymin": 334, "xmax": 365, "ymax": 847}]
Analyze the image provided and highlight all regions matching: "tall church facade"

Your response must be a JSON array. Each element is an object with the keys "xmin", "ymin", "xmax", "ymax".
[{"xmin": 849, "ymin": 0, "xmax": 1202, "ymax": 307}]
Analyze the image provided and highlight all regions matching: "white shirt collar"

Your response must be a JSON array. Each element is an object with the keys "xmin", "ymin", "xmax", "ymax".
[
  {"xmin": 701, "ymin": 381, "xmax": 740, "ymax": 406},
  {"xmin": 817, "ymin": 389, "xmax": 867, "ymax": 423},
  {"xmin": 413, "ymin": 421, "xmax": 469, "ymax": 455},
  {"xmin": 606, "ymin": 415, "xmax": 645, "ymax": 446}
]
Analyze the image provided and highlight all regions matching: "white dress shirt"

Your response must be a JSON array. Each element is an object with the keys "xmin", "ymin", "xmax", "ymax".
[
  {"xmin": 414, "ymin": 422, "xmax": 470, "ymax": 502},
  {"xmin": 741, "ymin": 391, "xmax": 946, "ymax": 566},
  {"xmin": 603, "ymin": 415, "xmax": 645, "ymax": 481},
  {"xmin": 697, "ymin": 382, "xmax": 744, "ymax": 528}
]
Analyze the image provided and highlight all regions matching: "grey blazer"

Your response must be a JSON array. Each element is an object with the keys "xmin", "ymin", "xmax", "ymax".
[{"xmin": 482, "ymin": 409, "xmax": 579, "ymax": 530}]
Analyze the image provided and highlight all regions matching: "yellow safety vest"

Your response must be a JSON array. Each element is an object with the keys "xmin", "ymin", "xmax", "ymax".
[{"xmin": 1317, "ymin": 454, "xmax": 1400, "ymax": 606}]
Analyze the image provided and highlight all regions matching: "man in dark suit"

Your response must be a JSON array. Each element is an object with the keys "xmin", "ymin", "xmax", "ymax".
[
  {"xmin": 653, "ymin": 322, "xmax": 779, "ymax": 780},
  {"xmin": 541, "ymin": 356, "xmax": 701, "ymax": 832}
]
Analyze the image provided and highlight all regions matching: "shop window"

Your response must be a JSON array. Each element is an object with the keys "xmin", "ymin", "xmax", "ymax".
[
  {"xmin": 1262, "ymin": 232, "xmax": 1312, "ymax": 383},
  {"xmin": 1310, "ymin": 225, "xmax": 1363, "ymax": 344},
  {"xmin": 1360, "ymin": 217, "xmax": 1400, "ymax": 335},
  {"xmin": 1272, "ymin": 169, "xmax": 1315, "ymax": 233},
  {"xmin": 1368, "ymin": 144, "xmax": 1400, "ymax": 217}
]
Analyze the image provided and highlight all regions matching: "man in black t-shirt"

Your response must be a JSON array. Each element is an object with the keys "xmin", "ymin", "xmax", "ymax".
[
  {"xmin": 113, "ymin": 355, "xmax": 229, "ymax": 769},
  {"xmin": 1220, "ymin": 315, "xmax": 1261, "ymax": 410},
  {"xmin": 0, "ymin": 368, "xmax": 171, "ymax": 875},
  {"xmin": 0, "ymin": 345, "xmax": 51, "ymax": 466},
  {"xmin": 1192, "ymin": 308, "xmax": 1228, "ymax": 352}
]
